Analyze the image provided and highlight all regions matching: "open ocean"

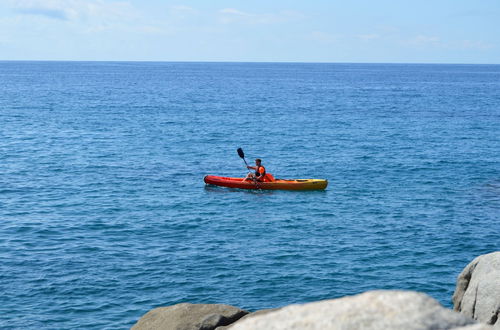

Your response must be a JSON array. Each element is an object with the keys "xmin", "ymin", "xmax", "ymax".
[{"xmin": 1, "ymin": 61, "xmax": 499, "ymax": 329}]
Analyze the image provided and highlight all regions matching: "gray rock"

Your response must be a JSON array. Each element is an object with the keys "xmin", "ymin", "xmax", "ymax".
[
  {"xmin": 455, "ymin": 325, "xmax": 496, "ymax": 330},
  {"xmin": 216, "ymin": 308, "xmax": 282, "ymax": 329},
  {"xmin": 453, "ymin": 252, "xmax": 500, "ymax": 327},
  {"xmin": 229, "ymin": 290, "xmax": 486, "ymax": 330},
  {"xmin": 132, "ymin": 303, "xmax": 249, "ymax": 330}
]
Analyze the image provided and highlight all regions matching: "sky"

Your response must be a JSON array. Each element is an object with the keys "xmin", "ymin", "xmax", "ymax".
[{"xmin": 0, "ymin": 0, "xmax": 499, "ymax": 63}]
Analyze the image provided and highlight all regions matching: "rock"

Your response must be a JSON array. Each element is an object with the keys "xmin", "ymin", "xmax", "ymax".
[
  {"xmin": 453, "ymin": 252, "xmax": 500, "ymax": 327},
  {"xmin": 455, "ymin": 325, "xmax": 496, "ymax": 330},
  {"xmin": 229, "ymin": 290, "xmax": 488, "ymax": 330},
  {"xmin": 132, "ymin": 303, "xmax": 249, "ymax": 330},
  {"xmin": 216, "ymin": 308, "xmax": 281, "ymax": 329}
]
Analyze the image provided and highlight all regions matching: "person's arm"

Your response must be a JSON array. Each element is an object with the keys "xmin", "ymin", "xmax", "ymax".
[{"xmin": 247, "ymin": 166, "xmax": 256, "ymax": 170}]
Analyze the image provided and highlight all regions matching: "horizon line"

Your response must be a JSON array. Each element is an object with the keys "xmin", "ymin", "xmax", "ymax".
[{"xmin": 0, "ymin": 59, "xmax": 499, "ymax": 66}]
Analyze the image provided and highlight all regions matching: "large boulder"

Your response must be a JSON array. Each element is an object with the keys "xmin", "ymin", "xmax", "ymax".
[
  {"xmin": 132, "ymin": 303, "xmax": 249, "ymax": 330},
  {"xmin": 228, "ymin": 290, "xmax": 491, "ymax": 330},
  {"xmin": 453, "ymin": 252, "xmax": 500, "ymax": 327}
]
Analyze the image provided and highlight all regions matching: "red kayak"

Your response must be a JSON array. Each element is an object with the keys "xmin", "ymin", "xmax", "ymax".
[{"xmin": 204, "ymin": 175, "xmax": 328, "ymax": 190}]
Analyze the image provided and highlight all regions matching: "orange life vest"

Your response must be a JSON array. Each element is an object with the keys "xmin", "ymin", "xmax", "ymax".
[{"xmin": 255, "ymin": 165, "xmax": 266, "ymax": 177}]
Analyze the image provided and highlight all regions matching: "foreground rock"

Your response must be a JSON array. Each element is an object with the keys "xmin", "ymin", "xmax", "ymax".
[
  {"xmin": 453, "ymin": 252, "xmax": 500, "ymax": 328},
  {"xmin": 215, "ymin": 308, "xmax": 281, "ymax": 329},
  {"xmin": 132, "ymin": 303, "xmax": 248, "ymax": 330},
  {"xmin": 229, "ymin": 291, "xmax": 491, "ymax": 330}
]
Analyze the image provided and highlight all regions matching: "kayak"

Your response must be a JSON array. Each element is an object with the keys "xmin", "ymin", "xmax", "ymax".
[{"xmin": 204, "ymin": 175, "xmax": 328, "ymax": 191}]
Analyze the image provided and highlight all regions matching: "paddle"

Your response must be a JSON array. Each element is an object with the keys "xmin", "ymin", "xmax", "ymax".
[
  {"xmin": 237, "ymin": 147, "xmax": 249, "ymax": 168},
  {"xmin": 237, "ymin": 147, "xmax": 260, "ymax": 189}
]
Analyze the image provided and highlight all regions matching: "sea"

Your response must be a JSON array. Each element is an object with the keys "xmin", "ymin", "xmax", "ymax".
[{"xmin": 1, "ymin": 61, "xmax": 499, "ymax": 329}]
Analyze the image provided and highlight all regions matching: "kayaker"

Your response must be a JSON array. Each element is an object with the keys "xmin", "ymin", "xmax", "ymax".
[{"xmin": 243, "ymin": 158, "xmax": 267, "ymax": 182}]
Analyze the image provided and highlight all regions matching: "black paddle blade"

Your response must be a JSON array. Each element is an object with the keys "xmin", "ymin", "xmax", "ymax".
[{"xmin": 237, "ymin": 148, "xmax": 245, "ymax": 159}]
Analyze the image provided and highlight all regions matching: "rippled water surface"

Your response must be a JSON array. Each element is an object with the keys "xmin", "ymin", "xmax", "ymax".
[{"xmin": 1, "ymin": 62, "xmax": 499, "ymax": 329}]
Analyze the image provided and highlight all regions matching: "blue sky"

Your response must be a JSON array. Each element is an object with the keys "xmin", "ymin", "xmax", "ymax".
[{"xmin": 0, "ymin": 0, "xmax": 499, "ymax": 63}]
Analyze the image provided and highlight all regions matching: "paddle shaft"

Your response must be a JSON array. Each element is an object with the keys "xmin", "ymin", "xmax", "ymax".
[{"xmin": 242, "ymin": 157, "xmax": 250, "ymax": 168}]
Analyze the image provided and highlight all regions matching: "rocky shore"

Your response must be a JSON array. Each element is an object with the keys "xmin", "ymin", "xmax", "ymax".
[{"xmin": 132, "ymin": 252, "xmax": 500, "ymax": 330}]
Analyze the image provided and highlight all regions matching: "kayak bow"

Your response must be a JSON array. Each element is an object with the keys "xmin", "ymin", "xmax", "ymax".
[{"xmin": 204, "ymin": 175, "xmax": 328, "ymax": 191}]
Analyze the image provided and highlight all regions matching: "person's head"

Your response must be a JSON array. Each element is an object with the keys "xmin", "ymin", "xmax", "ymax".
[{"xmin": 255, "ymin": 158, "xmax": 262, "ymax": 165}]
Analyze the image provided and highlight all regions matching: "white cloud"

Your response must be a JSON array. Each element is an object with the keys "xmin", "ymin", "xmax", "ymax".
[
  {"xmin": 414, "ymin": 35, "xmax": 439, "ymax": 44},
  {"xmin": 307, "ymin": 31, "xmax": 339, "ymax": 44},
  {"xmin": 1, "ymin": 0, "xmax": 171, "ymax": 42},
  {"xmin": 404, "ymin": 35, "xmax": 494, "ymax": 51},
  {"xmin": 357, "ymin": 34, "xmax": 380, "ymax": 41},
  {"xmin": 220, "ymin": 8, "xmax": 247, "ymax": 16},
  {"xmin": 9, "ymin": 0, "xmax": 135, "ymax": 21},
  {"xmin": 169, "ymin": 5, "xmax": 197, "ymax": 19},
  {"xmin": 218, "ymin": 8, "xmax": 304, "ymax": 25},
  {"xmin": 406, "ymin": 34, "xmax": 441, "ymax": 47},
  {"xmin": 171, "ymin": 5, "xmax": 195, "ymax": 12},
  {"xmin": 456, "ymin": 40, "xmax": 494, "ymax": 50},
  {"xmin": 15, "ymin": 6, "xmax": 69, "ymax": 20}
]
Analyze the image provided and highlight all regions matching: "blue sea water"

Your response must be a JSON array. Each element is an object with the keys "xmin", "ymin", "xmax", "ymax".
[{"xmin": 0, "ymin": 61, "xmax": 499, "ymax": 329}]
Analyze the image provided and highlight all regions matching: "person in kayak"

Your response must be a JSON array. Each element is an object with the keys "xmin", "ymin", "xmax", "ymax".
[{"xmin": 243, "ymin": 158, "xmax": 267, "ymax": 182}]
